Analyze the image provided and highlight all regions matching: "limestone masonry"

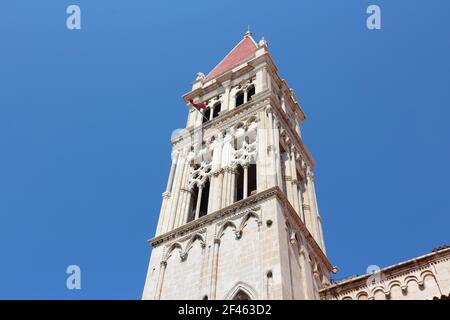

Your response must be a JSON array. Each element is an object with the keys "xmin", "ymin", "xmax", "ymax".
[{"xmin": 142, "ymin": 32, "xmax": 450, "ymax": 300}]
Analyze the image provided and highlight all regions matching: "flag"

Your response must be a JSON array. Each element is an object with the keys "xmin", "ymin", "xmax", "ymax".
[{"xmin": 189, "ymin": 99, "xmax": 207, "ymax": 111}]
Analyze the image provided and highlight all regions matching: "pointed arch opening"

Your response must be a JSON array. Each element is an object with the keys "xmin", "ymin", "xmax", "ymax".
[
  {"xmin": 235, "ymin": 91, "xmax": 244, "ymax": 107},
  {"xmin": 247, "ymin": 163, "xmax": 257, "ymax": 196},
  {"xmin": 224, "ymin": 282, "xmax": 257, "ymax": 300},
  {"xmin": 235, "ymin": 165, "xmax": 244, "ymax": 202},
  {"xmin": 199, "ymin": 179, "xmax": 210, "ymax": 217},
  {"xmin": 232, "ymin": 290, "xmax": 251, "ymax": 300},
  {"xmin": 212, "ymin": 102, "xmax": 221, "ymax": 119},
  {"xmin": 203, "ymin": 108, "xmax": 211, "ymax": 123},
  {"xmin": 187, "ymin": 185, "xmax": 198, "ymax": 223},
  {"xmin": 247, "ymin": 85, "xmax": 255, "ymax": 102}
]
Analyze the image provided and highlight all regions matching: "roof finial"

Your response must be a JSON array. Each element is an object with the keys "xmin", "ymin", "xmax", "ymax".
[{"xmin": 245, "ymin": 26, "xmax": 252, "ymax": 37}]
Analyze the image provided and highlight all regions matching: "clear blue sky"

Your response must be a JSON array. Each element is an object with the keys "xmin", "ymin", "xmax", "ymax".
[{"xmin": 1, "ymin": 1, "xmax": 449, "ymax": 299}]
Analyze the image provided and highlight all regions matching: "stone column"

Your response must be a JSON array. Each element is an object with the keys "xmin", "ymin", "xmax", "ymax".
[
  {"xmin": 180, "ymin": 189, "xmax": 193, "ymax": 225},
  {"xmin": 209, "ymin": 171, "xmax": 221, "ymax": 213},
  {"xmin": 155, "ymin": 191, "xmax": 170, "ymax": 236},
  {"xmin": 176, "ymin": 188, "xmax": 188, "ymax": 228},
  {"xmin": 256, "ymin": 111, "xmax": 268, "ymax": 191},
  {"xmin": 220, "ymin": 169, "xmax": 227, "ymax": 207},
  {"xmin": 305, "ymin": 168, "xmax": 320, "ymax": 245},
  {"xmin": 222, "ymin": 81, "xmax": 232, "ymax": 111},
  {"xmin": 283, "ymin": 152, "xmax": 294, "ymax": 205},
  {"xmin": 209, "ymin": 238, "xmax": 221, "ymax": 300},
  {"xmin": 291, "ymin": 181, "xmax": 301, "ymax": 217},
  {"xmin": 221, "ymin": 130, "xmax": 234, "ymax": 207},
  {"xmin": 267, "ymin": 109, "xmax": 277, "ymax": 188},
  {"xmin": 210, "ymin": 139, "xmax": 223, "ymax": 212},
  {"xmin": 289, "ymin": 148, "xmax": 301, "ymax": 216},
  {"xmin": 175, "ymin": 159, "xmax": 191, "ymax": 228},
  {"xmin": 209, "ymin": 108, "xmax": 214, "ymax": 121},
  {"xmin": 165, "ymin": 151, "xmax": 186, "ymax": 232},
  {"xmin": 169, "ymin": 151, "xmax": 191, "ymax": 230},
  {"xmin": 255, "ymin": 64, "xmax": 268, "ymax": 93},
  {"xmin": 156, "ymin": 152, "xmax": 179, "ymax": 235},
  {"xmin": 154, "ymin": 261, "xmax": 167, "ymax": 300},
  {"xmin": 214, "ymin": 170, "xmax": 224, "ymax": 211},
  {"xmin": 165, "ymin": 153, "xmax": 177, "ymax": 193},
  {"xmin": 186, "ymin": 108, "xmax": 194, "ymax": 127},
  {"xmin": 206, "ymin": 178, "xmax": 214, "ymax": 215},
  {"xmin": 298, "ymin": 180, "xmax": 306, "ymax": 223},
  {"xmin": 229, "ymin": 168, "xmax": 236, "ymax": 205},
  {"xmin": 317, "ymin": 216, "xmax": 326, "ymax": 254},
  {"xmin": 299, "ymin": 247, "xmax": 311, "ymax": 300},
  {"xmin": 309, "ymin": 173, "xmax": 325, "ymax": 252},
  {"xmin": 303, "ymin": 191, "xmax": 314, "ymax": 237},
  {"xmin": 273, "ymin": 118, "xmax": 282, "ymax": 189}
]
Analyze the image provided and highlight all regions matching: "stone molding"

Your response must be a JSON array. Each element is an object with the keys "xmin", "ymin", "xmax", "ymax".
[
  {"xmin": 149, "ymin": 186, "xmax": 333, "ymax": 275},
  {"xmin": 149, "ymin": 187, "xmax": 277, "ymax": 248},
  {"xmin": 320, "ymin": 248, "xmax": 450, "ymax": 300}
]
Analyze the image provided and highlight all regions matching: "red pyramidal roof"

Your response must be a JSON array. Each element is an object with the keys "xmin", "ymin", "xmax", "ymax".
[{"xmin": 205, "ymin": 34, "xmax": 257, "ymax": 81}]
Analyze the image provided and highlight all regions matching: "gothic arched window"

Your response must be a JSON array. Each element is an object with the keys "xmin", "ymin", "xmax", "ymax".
[
  {"xmin": 235, "ymin": 165, "xmax": 244, "ymax": 202},
  {"xmin": 187, "ymin": 185, "xmax": 198, "ymax": 223},
  {"xmin": 232, "ymin": 290, "xmax": 251, "ymax": 300},
  {"xmin": 203, "ymin": 108, "xmax": 211, "ymax": 123},
  {"xmin": 247, "ymin": 163, "xmax": 257, "ymax": 196},
  {"xmin": 235, "ymin": 91, "xmax": 244, "ymax": 107},
  {"xmin": 247, "ymin": 85, "xmax": 255, "ymax": 102},
  {"xmin": 212, "ymin": 102, "xmax": 221, "ymax": 119},
  {"xmin": 199, "ymin": 179, "xmax": 210, "ymax": 217}
]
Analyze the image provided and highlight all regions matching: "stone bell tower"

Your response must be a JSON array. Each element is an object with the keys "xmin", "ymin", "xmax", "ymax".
[{"xmin": 142, "ymin": 32, "xmax": 333, "ymax": 300}]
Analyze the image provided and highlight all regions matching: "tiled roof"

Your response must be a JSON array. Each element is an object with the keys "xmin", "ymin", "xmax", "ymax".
[{"xmin": 205, "ymin": 34, "xmax": 257, "ymax": 81}]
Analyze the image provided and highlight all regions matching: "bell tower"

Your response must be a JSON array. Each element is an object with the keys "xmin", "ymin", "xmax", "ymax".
[{"xmin": 142, "ymin": 32, "xmax": 333, "ymax": 300}]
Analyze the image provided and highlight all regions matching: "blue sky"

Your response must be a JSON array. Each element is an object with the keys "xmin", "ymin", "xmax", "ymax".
[{"xmin": 1, "ymin": 1, "xmax": 449, "ymax": 299}]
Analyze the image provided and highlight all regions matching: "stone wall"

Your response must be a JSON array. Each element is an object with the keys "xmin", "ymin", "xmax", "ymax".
[
  {"xmin": 142, "ymin": 189, "xmax": 331, "ymax": 300},
  {"xmin": 320, "ymin": 248, "xmax": 450, "ymax": 300}
]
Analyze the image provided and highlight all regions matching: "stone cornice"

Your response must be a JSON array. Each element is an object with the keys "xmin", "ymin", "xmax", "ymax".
[
  {"xmin": 201, "ymin": 93, "xmax": 268, "ymax": 133},
  {"xmin": 319, "ymin": 247, "xmax": 450, "ymax": 299},
  {"xmin": 148, "ymin": 187, "xmax": 278, "ymax": 248},
  {"xmin": 148, "ymin": 186, "xmax": 332, "ymax": 273},
  {"xmin": 172, "ymin": 91, "xmax": 271, "ymax": 147},
  {"xmin": 172, "ymin": 90, "xmax": 315, "ymax": 170}
]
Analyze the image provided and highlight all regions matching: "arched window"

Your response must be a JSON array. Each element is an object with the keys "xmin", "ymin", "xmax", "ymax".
[
  {"xmin": 233, "ymin": 163, "xmax": 257, "ymax": 203},
  {"xmin": 212, "ymin": 102, "xmax": 221, "ymax": 119},
  {"xmin": 232, "ymin": 290, "xmax": 251, "ymax": 300},
  {"xmin": 188, "ymin": 179, "xmax": 210, "ymax": 221},
  {"xmin": 235, "ymin": 91, "xmax": 244, "ymax": 107},
  {"xmin": 247, "ymin": 85, "xmax": 255, "ymax": 102},
  {"xmin": 199, "ymin": 179, "xmax": 210, "ymax": 217},
  {"xmin": 203, "ymin": 108, "xmax": 211, "ymax": 123},
  {"xmin": 187, "ymin": 185, "xmax": 198, "ymax": 223},
  {"xmin": 247, "ymin": 163, "xmax": 257, "ymax": 196},
  {"xmin": 235, "ymin": 165, "xmax": 244, "ymax": 202}
]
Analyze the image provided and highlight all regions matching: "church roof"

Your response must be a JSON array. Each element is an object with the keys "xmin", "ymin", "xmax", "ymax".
[{"xmin": 205, "ymin": 33, "xmax": 257, "ymax": 81}]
